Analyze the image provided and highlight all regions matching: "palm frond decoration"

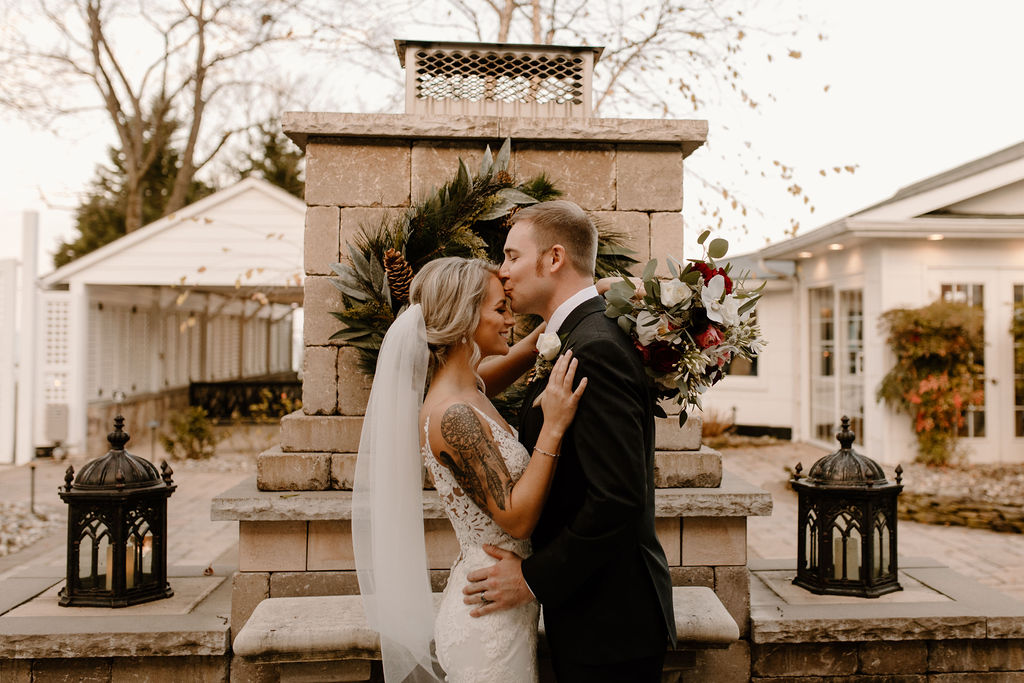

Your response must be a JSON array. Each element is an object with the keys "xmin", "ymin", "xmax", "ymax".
[{"xmin": 329, "ymin": 138, "xmax": 637, "ymax": 376}]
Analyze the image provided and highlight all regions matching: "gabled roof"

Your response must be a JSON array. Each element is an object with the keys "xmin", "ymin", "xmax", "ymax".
[
  {"xmin": 760, "ymin": 139, "xmax": 1024, "ymax": 260},
  {"xmin": 41, "ymin": 177, "xmax": 306, "ymax": 291}
]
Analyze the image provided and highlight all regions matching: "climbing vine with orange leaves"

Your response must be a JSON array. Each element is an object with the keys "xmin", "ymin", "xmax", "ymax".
[{"xmin": 876, "ymin": 300, "xmax": 985, "ymax": 465}]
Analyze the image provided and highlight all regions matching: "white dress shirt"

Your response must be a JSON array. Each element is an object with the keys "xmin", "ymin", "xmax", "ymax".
[{"xmin": 547, "ymin": 285, "xmax": 599, "ymax": 334}]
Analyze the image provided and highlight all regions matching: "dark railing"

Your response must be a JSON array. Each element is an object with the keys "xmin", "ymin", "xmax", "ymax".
[{"xmin": 189, "ymin": 372, "xmax": 301, "ymax": 421}]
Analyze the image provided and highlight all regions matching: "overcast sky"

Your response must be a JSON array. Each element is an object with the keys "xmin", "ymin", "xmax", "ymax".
[{"xmin": 2, "ymin": 0, "xmax": 1022, "ymax": 273}]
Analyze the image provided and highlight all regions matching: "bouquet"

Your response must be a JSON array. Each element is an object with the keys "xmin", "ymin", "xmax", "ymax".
[{"xmin": 602, "ymin": 231, "xmax": 766, "ymax": 425}]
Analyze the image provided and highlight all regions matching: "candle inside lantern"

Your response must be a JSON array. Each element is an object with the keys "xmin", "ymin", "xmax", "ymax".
[{"xmin": 105, "ymin": 541, "xmax": 136, "ymax": 590}]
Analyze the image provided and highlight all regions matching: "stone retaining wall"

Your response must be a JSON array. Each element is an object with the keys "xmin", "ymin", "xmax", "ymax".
[{"xmin": 900, "ymin": 493, "xmax": 1024, "ymax": 533}]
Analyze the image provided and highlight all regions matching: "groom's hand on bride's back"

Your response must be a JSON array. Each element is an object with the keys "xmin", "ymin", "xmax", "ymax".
[{"xmin": 463, "ymin": 544, "xmax": 533, "ymax": 617}]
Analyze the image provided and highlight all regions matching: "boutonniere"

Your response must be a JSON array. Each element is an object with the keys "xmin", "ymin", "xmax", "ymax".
[{"xmin": 527, "ymin": 331, "xmax": 562, "ymax": 385}]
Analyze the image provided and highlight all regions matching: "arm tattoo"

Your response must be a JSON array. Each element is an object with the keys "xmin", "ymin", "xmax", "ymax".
[{"xmin": 438, "ymin": 404, "xmax": 514, "ymax": 512}]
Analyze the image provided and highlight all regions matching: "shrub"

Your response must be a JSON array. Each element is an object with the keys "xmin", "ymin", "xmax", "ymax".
[
  {"xmin": 876, "ymin": 300, "xmax": 984, "ymax": 465},
  {"xmin": 159, "ymin": 406, "xmax": 222, "ymax": 460}
]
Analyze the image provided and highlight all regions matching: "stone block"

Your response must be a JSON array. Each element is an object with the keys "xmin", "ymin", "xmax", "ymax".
[
  {"xmin": 669, "ymin": 565, "xmax": 714, "ymax": 588},
  {"xmin": 32, "ymin": 658, "xmax": 111, "ymax": 682},
  {"xmin": 655, "ymin": 414, "xmax": 702, "ymax": 450},
  {"xmin": 411, "ymin": 141, "xmax": 488, "ymax": 201},
  {"xmin": 930, "ymin": 639, "xmax": 1024, "ymax": 672},
  {"xmin": 304, "ymin": 206, "xmax": 341, "ymax": 276},
  {"xmin": 514, "ymin": 143, "xmax": 615, "ymax": 210},
  {"xmin": 228, "ymin": 656, "xmax": 276, "ymax": 683},
  {"xmin": 270, "ymin": 570, "xmax": 360, "ymax": 597},
  {"xmin": 859, "ymin": 640, "xmax": 928, "ymax": 674},
  {"xmin": 430, "ymin": 569, "xmax": 451, "ymax": 593},
  {"xmin": 616, "ymin": 144, "xmax": 683, "ymax": 212},
  {"xmin": 337, "ymin": 346, "xmax": 372, "ymax": 416},
  {"xmin": 714, "ymin": 565, "xmax": 750, "ymax": 639},
  {"xmin": 0, "ymin": 659, "xmax": 30, "ymax": 683},
  {"xmin": 656, "ymin": 518, "xmax": 681, "ymax": 566},
  {"xmin": 238, "ymin": 521, "xmax": 307, "ymax": 572},
  {"xmin": 425, "ymin": 518, "xmax": 460, "ymax": 570},
  {"xmin": 231, "ymin": 571, "xmax": 270, "ymax": 643},
  {"xmin": 302, "ymin": 346, "xmax": 339, "ymax": 415},
  {"xmin": 650, "ymin": 212, "xmax": 684, "ymax": 276},
  {"xmin": 280, "ymin": 412, "xmax": 363, "ymax": 453},
  {"xmin": 590, "ymin": 211, "xmax": 650, "ymax": 274},
  {"xmin": 307, "ymin": 520, "xmax": 356, "ymax": 571},
  {"xmin": 331, "ymin": 453, "xmax": 357, "ymax": 489},
  {"xmin": 305, "ymin": 141, "xmax": 410, "ymax": 207},
  {"xmin": 682, "ymin": 516, "xmax": 747, "ymax": 566},
  {"xmin": 256, "ymin": 450, "xmax": 331, "ymax": 491},
  {"xmin": 751, "ymin": 642, "xmax": 858, "ymax": 677},
  {"xmin": 278, "ymin": 661, "xmax": 372, "ymax": 682},
  {"xmin": 302, "ymin": 276, "xmax": 345, "ymax": 347},
  {"xmin": 655, "ymin": 448, "xmax": 722, "ymax": 488},
  {"xmin": 689, "ymin": 641, "xmax": 750, "ymax": 683},
  {"xmin": 110, "ymin": 656, "xmax": 228, "ymax": 682}
]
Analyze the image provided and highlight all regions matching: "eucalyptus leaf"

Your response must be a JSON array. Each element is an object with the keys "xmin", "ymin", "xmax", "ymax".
[
  {"xmin": 497, "ymin": 187, "xmax": 540, "ymax": 205},
  {"xmin": 738, "ymin": 296, "xmax": 760, "ymax": 315},
  {"xmin": 368, "ymin": 253, "xmax": 385, "ymax": 291},
  {"xmin": 682, "ymin": 270, "xmax": 701, "ymax": 285},
  {"xmin": 708, "ymin": 238, "xmax": 729, "ymax": 260},
  {"xmin": 667, "ymin": 257, "xmax": 679, "ymax": 278},
  {"xmin": 653, "ymin": 403, "xmax": 668, "ymax": 419},
  {"xmin": 678, "ymin": 410, "xmax": 689, "ymax": 428},
  {"xmin": 347, "ymin": 244, "xmax": 372, "ymax": 282},
  {"xmin": 329, "ymin": 278, "xmax": 368, "ymax": 300},
  {"xmin": 455, "ymin": 160, "xmax": 471, "ymax": 195},
  {"xmin": 641, "ymin": 258, "xmax": 657, "ymax": 282},
  {"xmin": 479, "ymin": 145, "xmax": 493, "ymax": 176},
  {"xmin": 617, "ymin": 316, "xmax": 633, "ymax": 335},
  {"xmin": 495, "ymin": 137, "xmax": 511, "ymax": 173},
  {"xmin": 478, "ymin": 198, "xmax": 517, "ymax": 221},
  {"xmin": 697, "ymin": 229, "xmax": 711, "ymax": 245},
  {"xmin": 606, "ymin": 290, "xmax": 630, "ymax": 308}
]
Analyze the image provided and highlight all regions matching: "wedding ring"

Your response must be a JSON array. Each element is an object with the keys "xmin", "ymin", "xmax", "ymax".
[{"xmin": 480, "ymin": 593, "xmax": 492, "ymax": 604}]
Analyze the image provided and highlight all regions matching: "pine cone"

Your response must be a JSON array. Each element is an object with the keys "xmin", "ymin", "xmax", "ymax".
[
  {"xmin": 383, "ymin": 248, "xmax": 414, "ymax": 303},
  {"xmin": 495, "ymin": 170, "xmax": 514, "ymax": 186}
]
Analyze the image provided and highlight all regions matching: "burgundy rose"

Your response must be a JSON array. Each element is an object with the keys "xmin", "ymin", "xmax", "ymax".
[
  {"xmin": 691, "ymin": 261, "xmax": 733, "ymax": 294},
  {"xmin": 648, "ymin": 341, "xmax": 680, "ymax": 373},
  {"xmin": 695, "ymin": 325, "xmax": 724, "ymax": 349}
]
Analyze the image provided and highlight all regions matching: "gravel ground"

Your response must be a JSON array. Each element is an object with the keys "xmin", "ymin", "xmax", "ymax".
[{"xmin": 0, "ymin": 501, "xmax": 65, "ymax": 558}]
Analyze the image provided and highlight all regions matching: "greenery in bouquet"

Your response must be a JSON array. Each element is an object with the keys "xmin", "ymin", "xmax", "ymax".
[{"xmin": 602, "ymin": 230, "xmax": 765, "ymax": 426}]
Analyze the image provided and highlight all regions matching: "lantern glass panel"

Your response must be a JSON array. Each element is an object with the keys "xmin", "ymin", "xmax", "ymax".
[
  {"xmin": 831, "ymin": 512, "xmax": 861, "ymax": 581},
  {"xmin": 873, "ymin": 512, "xmax": 890, "ymax": 579},
  {"xmin": 805, "ymin": 509, "xmax": 818, "ymax": 571},
  {"xmin": 79, "ymin": 519, "xmax": 109, "ymax": 590},
  {"xmin": 127, "ymin": 514, "xmax": 153, "ymax": 588}
]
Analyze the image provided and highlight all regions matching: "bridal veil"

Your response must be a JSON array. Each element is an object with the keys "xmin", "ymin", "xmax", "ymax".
[{"xmin": 352, "ymin": 304, "xmax": 443, "ymax": 682}]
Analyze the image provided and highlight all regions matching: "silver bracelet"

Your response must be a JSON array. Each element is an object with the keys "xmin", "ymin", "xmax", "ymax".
[{"xmin": 533, "ymin": 446, "xmax": 559, "ymax": 458}]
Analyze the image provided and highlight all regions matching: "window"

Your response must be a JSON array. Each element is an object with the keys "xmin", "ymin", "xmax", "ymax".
[
  {"xmin": 809, "ymin": 287, "xmax": 836, "ymax": 441},
  {"xmin": 724, "ymin": 310, "xmax": 758, "ymax": 376},
  {"xmin": 941, "ymin": 282, "xmax": 985, "ymax": 437},
  {"xmin": 840, "ymin": 290, "xmax": 865, "ymax": 442}
]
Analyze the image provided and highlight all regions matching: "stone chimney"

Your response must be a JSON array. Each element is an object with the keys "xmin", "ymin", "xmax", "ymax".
[{"xmin": 395, "ymin": 39, "xmax": 603, "ymax": 118}]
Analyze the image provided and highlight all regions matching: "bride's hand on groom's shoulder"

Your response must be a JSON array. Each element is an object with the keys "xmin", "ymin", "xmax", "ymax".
[{"xmin": 539, "ymin": 350, "xmax": 587, "ymax": 435}]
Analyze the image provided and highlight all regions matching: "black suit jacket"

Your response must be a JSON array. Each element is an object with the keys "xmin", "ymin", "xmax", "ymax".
[{"xmin": 519, "ymin": 297, "xmax": 676, "ymax": 663}]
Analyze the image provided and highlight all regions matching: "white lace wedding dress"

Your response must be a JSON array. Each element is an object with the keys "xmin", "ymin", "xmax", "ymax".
[{"xmin": 423, "ymin": 406, "xmax": 539, "ymax": 683}]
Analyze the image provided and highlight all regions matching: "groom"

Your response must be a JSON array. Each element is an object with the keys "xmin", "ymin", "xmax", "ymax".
[{"xmin": 464, "ymin": 200, "xmax": 676, "ymax": 681}]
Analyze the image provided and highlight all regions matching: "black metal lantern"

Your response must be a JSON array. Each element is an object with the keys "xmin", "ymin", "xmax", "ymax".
[
  {"xmin": 58, "ymin": 416, "xmax": 176, "ymax": 607},
  {"xmin": 791, "ymin": 416, "xmax": 903, "ymax": 598}
]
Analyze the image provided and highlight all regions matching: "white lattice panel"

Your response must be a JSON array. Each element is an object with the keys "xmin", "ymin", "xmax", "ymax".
[{"xmin": 40, "ymin": 291, "xmax": 71, "ymax": 404}]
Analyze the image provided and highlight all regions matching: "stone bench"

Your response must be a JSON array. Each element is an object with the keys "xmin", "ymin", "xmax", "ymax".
[{"xmin": 234, "ymin": 586, "xmax": 739, "ymax": 681}]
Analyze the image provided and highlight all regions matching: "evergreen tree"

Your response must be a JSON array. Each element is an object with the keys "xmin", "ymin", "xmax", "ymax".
[
  {"xmin": 237, "ymin": 122, "xmax": 304, "ymax": 199},
  {"xmin": 54, "ymin": 115, "xmax": 214, "ymax": 268}
]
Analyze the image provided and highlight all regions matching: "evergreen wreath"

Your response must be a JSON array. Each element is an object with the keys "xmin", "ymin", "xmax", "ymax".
[{"xmin": 328, "ymin": 138, "xmax": 637, "ymax": 376}]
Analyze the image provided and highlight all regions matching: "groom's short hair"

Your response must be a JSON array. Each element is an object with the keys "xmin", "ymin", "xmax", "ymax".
[{"xmin": 513, "ymin": 200, "xmax": 597, "ymax": 277}]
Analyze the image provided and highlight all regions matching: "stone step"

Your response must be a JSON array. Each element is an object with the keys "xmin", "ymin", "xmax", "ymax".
[
  {"xmin": 233, "ymin": 586, "xmax": 739, "ymax": 675},
  {"xmin": 257, "ymin": 445, "xmax": 723, "ymax": 491}
]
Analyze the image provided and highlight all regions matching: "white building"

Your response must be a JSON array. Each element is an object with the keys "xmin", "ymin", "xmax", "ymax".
[
  {"xmin": 706, "ymin": 140, "xmax": 1024, "ymax": 464},
  {"xmin": 9, "ymin": 177, "xmax": 305, "ymax": 464}
]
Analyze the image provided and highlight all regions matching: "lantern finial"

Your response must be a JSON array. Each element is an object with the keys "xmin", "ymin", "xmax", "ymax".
[
  {"xmin": 836, "ymin": 415, "xmax": 855, "ymax": 450},
  {"xmin": 108, "ymin": 415, "xmax": 130, "ymax": 451}
]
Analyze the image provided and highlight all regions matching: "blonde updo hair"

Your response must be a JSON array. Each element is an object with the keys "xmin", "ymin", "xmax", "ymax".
[{"xmin": 409, "ymin": 257, "xmax": 500, "ymax": 384}]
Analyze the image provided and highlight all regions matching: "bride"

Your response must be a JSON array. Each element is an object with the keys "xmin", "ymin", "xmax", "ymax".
[{"xmin": 353, "ymin": 256, "xmax": 587, "ymax": 682}]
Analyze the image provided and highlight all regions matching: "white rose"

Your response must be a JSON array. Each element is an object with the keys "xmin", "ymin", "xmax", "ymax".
[
  {"xmin": 660, "ymin": 279, "xmax": 690, "ymax": 308},
  {"xmin": 635, "ymin": 311, "xmax": 661, "ymax": 346},
  {"xmin": 536, "ymin": 332, "xmax": 562, "ymax": 361}
]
